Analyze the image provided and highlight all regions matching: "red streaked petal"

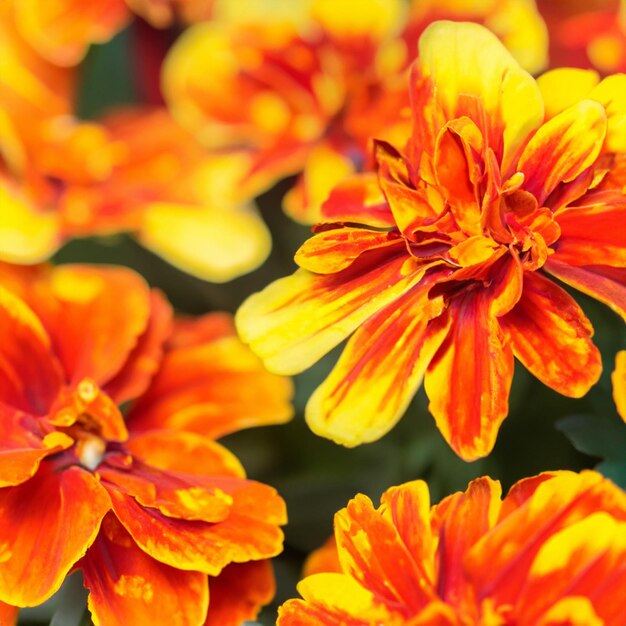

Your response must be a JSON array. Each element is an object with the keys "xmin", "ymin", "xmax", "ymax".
[
  {"xmin": 501, "ymin": 272, "xmax": 601, "ymax": 397},
  {"xmin": 518, "ymin": 100, "xmax": 607, "ymax": 204},
  {"xmin": 0, "ymin": 463, "xmax": 110, "ymax": 606},
  {"xmin": 236, "ymin": 252, "xmax": 429, "ymax": 376},
  {"xmin": 105, "ymin": 290, "xmax": 173, "ymax": 405},
  {"xmin": 295, "ymin": 228, "xmax": 403, "ymax": 275},
  {"xmin": 320, "ymin": 172, "xmax": 395, "ymax": 228},
  {"xmin": 127, "ymin": 430, "xmax": 245, "ymax": 478},
  {"xmin": 126, "ymin": 319, "xmax": 293, "ymax": 439},
  {"xmin": 544, "ymin": 260, "xmax": 626, "ymax": 322},
  {"xmin": 204, "ymin": 560, "xmax": 274, "ymax": 626},
  {"xmin": 424, "ymin": 290, "xmax": 514, "ymax": 461},
  {"xmin": 0, "ymin": 285, "xmax": 63, "ymax": 415},
  {"xmin": 109, "ymin": 479, "xmax": 285, "ymax": 575},
  {"xmin": 305, "ymin": 284, "xmax": 449, "ymax": 446},
  {"xmin": 334, "ymin": 493, "xmax": 435, "ymax": 612},
  {"xmin": 83, "ymin": 514, "xmax": 208, "ymax": 626},
  {"xmin": 553, "ymin": 190, "xmax": 626, "ymax": 267}
]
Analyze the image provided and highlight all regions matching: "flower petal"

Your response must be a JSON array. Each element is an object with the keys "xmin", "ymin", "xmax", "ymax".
[
  {"xmin": 518, "ymin": 100, "xmax": 607, "ymax": 205},
  {"xmin": 0, "ymin": 601, "xmax": 18, "ymax": 626},
  {"xmin": 139, "ymin": 203, "xmax": 271, "ymax": 283},
  {"xmin": 544, "ymin": 260, "xmax": 626, "ymax": 322},
  {"xmin": 305, "ymin": 284, "xmax": 449, "ymax": 446},
  {"xmin": 127, "ymin": 314, "xmax": 293, "ymax": 438},
  {"xmin": 553, "ymin": 189, "xmax": 626, "ymax": 267},
  {"xmin": 204, "ymin": 560, "xmax": 274, "ymax": 626},
  {"xmin": 236, "ymin": 252, "xmax": 428, "ymax": 375},
  {"xmin": 500, "ymin": 272, "xmax": 602, "ymax": 397},
  {"xmin": 536, "ymin": 68, "xmax": 600, "ymax": 121},
  {"xmin": 320, "ymin": 173, "xmax": 395, "ymax": 228},
  {"xmin": 0, "ymin": 464, "xmax": 110, "ymax": 606},
  {"xmin": 412, "ymin": 21, "xmax": 543, "ymax": 174},
  {"xmin": 83, "ymin": 514, "xmax": 208, "ymax": 626},
  {"xmin": 424, "ymin": 289, "xmax": 514, "ymax": 461}
]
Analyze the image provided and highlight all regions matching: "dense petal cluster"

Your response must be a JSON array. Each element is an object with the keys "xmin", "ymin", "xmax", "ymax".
[
  {"xmin": 0, "ymin": 262, "xmax": 292, "ymax": 625},
  {"xmin": 164, "ymin": 0, "xmax": 547, "ymax": 223},
  {"xmin": 279, "ymin": 471, "xmax": 626, "ymax": 625},
  {"xmin": 237, "ymin": 21, "xmax": 626, "ymax": 460}
]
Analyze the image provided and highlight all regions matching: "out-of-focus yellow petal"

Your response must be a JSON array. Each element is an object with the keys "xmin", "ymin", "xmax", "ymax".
[
  {"xmin": 140, "ymin": 203, "xmax": 271, "ymax": 283},
  {"xmin": 589, "ymin": 74, "xmax": 626, "ymax": 153},
  {"xmin": 414, "ymin": 21, "xmax": 543, "ymax": 173},
  {"xmin": 613, "ymin": 351, "xmax": 626, "ymax": 422},
  {"xmin": 0, "ymin": 187, "xmax": 60, "ymax": 263}
]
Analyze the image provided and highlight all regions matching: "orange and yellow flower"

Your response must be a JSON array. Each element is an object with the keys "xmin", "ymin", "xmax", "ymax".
[
  {"xmin": 236, "ymin": 21, "xmax": 626, "ymax": 461},
  {"xmin": 279, "ymin": 470, "xmax": 626, "ymax": 625},
  {"xmin": 0, "ymin": 262, "xmax": 292, "ymax": 625},
  {"xmin": 163, "ymin": 0, "xmax": 547, "ymax": 224}
]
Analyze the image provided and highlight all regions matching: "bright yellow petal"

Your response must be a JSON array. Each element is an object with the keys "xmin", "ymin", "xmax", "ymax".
[
  {"xmin": 536, "ymin": 68, "xmax": 600, "ymax": 120},
  {"xmin": 613, "ymin": 351, "xmax": 626, "ymax": 422},
  {"xmin": 140, "ymin": 203, "xmax": 271, "ymax": 283},
  {"xmin": 589, "ymin": 74, "xmax": 626, "ymax": 154}
]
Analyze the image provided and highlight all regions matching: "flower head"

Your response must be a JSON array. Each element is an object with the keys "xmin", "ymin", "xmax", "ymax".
[
  {"xmin": 0, "ymin": 262, "xmax": 292, "ymax": 624},
  {"xmin": 237, "ymin": 21, "xmax": 626, "ymax": 460},
  {"xmin": 163, "ymin": 0, "xmax": 547, "ymax": 223},
  {"xmin": 278, "ymin": 471, "xmax": 626, "ymax": 625}
]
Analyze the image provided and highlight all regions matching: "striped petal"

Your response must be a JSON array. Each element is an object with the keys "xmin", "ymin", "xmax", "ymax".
[
  {"xmin": 236, "ymin": 252, "xmax": 427, "ymax": 376},
  {"xmin": 500, "ymin": 272, "xmax": 602, "ymax": 397},
  {"xmin": 305, "ymin": 284, "xmax": 448, "ymax": 446},
  {"xmin": 0, "ymin": 464, "xmax": 110, "ymax": 606},
  {"xmin": 517, "ymin": 100, "xmax": 607, "ymax": 205},
  {"xmin": 83, "ymin": 514, "xmax": 208, "ymax": 626}
]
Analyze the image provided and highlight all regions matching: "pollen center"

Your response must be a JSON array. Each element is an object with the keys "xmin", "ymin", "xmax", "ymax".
[{"xmin": 77, "ymin": 435, "xmax": 106, "ymax": 471}]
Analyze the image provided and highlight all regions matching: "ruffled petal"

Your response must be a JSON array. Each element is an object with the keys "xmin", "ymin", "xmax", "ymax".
[
  {"xmin": 500, "ymin": 272, "xmax": 602, "ymax": 397},
  {"xmin": 424, "ymin": 289, "xmax": 514, "ymax": 461},
  {"xmin": 236, "ymin": 252, "xmax": 428, "ymax": 375},
  {"xmin": 517, "ymin": 100, "xmax": 607, "ymax": 205},
  {"xmin": 204, "ymin": 560, "xmax": 274, "ymax": 626},
  {"xmin": 127, "ymin": 313, "xmax": 293, "ymax": 438},
  {"xmin": 83, "ymin": 514, "xmax": 208, "ymax": 626},
  {"xmin": 305, "ymin": 284, "xmax": 448, "ymax": 446},
  {"xmin": 0, "ymin": 464, "xmax": 110, "ymax": 606}
]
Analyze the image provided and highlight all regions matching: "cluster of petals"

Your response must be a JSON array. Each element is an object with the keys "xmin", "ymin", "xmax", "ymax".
[
  {"xmin": 237, "ymin": 21, "xmax": 626, "ymax": 461},
  {"xmin": 0, "ymin": 0, "xmax": 271, "ymax": 282},
  {"xmin": 278, "ymin": 470, "xmax": 626, "ymax": 625},
  {"xmin": 164, "ymin": 0, "xmax": 548, "ymax": 223},
  {"xmin": 0, "ymin": 262, "xmax": 293, "ymax": 625}
]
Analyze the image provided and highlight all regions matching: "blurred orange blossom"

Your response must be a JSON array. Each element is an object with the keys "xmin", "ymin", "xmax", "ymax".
[
  {"xmin": 0, "ymin": 262, "xmax": 292, "ymax": 625},
  {"xmin": 279, "ymin": 471, "xmax": 626, "ymax": 625},
  {"xmin": 236, "ymin": 21, "xmax": 626, "ymax": 460}
]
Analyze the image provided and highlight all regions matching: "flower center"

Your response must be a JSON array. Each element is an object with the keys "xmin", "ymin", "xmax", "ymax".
[{"xmin": 76, "ymin": 435, "xmax": 107, "ymax": 471}]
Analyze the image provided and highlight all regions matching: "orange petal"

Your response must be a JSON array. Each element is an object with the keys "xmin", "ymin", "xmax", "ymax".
[
  {"xmin": 517, "ymin": 100, "xmax": 607, "ymax": 204},
  {"xmin": 0, "ymin": 405, "xmax": 71, "ymax": 487},
  {"xmin": 303, "ymin": 537, "xmax": 341, "ymax": 577},
  {"xmin": 305, "ymin": 283, "xmax": 449, "ymax": 446},
  {"xmin": 334, "ymin": 493, "xmax": 435, "ymax": 612},
  {"xmin": 613, "ymin": 351, "xmax": 626, "ymax": 422},
  {"xmin": 430, "ymin": 477, "xmax": 502, "ymax": 608},
  {"xmin": 424, "ymin": 290, "xmax": 514, "ymax": 461},
  {"xmin": 320, "ymin": 173, "xmax": 395, "ymax": 228},
  {"xmin": 0, "ymin": 463, "xmax": 110, "ymax": 606},
  {"xmin": 33, "ymin": 265, "xmax": 152, "ymax": 387},
  {"xmin": 544, "ymin": 260, "xmax": 626, "ymax": 323},
  {"xmin": 126, "ymin": 314, "xmax": 293, "ymax": 439},
  {"xmin": 127, "ymin": 431, "xmax": 245, "ymax": 478},
  {"xmin": 411, "ymin": 21, "xmax": 543, "ymax": 174},
  {"xmin": 204, "ymin": 560, "xmax": 275, "ymax": 626},
  {"xmin": 105, "ymin": 291, "xmax": 173, "ymax": 405},
  {"xmin": 553, "ymin": 190, "xmax": 626, "ymax": 267},
  {"xmin": 500, "ymin": 271, "xmax": 602, "ymax": 397},
  {"xmin": 83, "ymin": 514, "xmax": 208, "ymax": 626},
  {"xmin": 296, "ymin": 228, "xmax": 403, "ymax": 275},
  {"xmin": 0, "ymin": 284, "xmax": 63, "ymax": 414},
  {"xmin": 236, "ymin": 253, "xmax": 428, "ymax": 376},
  {"xmin": 109, "ymin": 478, "xmax": 285, "ymax": 575},
  {"xmin": 0, "ymin": 601, "xmax": 18, "ymax": 626}
]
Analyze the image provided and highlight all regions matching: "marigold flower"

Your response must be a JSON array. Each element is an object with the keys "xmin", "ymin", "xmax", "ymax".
[
  {"xmin": 278, "ymin": 470, "xmax": 626, "ymax": 625},
  {"xmin": 0, "ymin": 262, "xmax": 292, "ymax": 625},
  {"xmin": 236, "ymin": 21, "xmax": 626, "ymax": 461},
  {"xmin": 163, "ymin": 0, "xmax": 547, "ymax": 223}
]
